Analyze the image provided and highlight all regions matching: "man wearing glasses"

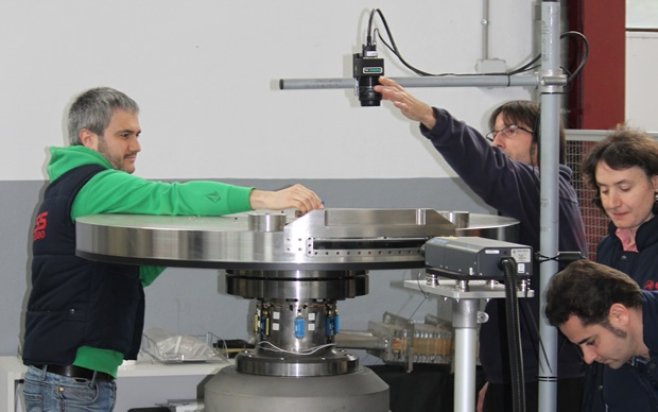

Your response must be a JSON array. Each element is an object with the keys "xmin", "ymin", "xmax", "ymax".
[{"xmin": 374, "ymin": 76, "xmax": 587, "ymax": 412}]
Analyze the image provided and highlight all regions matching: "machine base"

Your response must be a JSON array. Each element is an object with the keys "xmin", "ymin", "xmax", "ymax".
[{"xmin": 204, "ymin": 365, "xmax": 389, "ymax": 412}]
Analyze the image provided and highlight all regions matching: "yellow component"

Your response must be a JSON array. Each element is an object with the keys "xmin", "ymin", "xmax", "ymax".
[
  {"xmin": 253, "ymin": 314, "xmax": 260, "ymax": 333},
  {"xmin": 412, "ymin": 337, "xmax": 452, "ymax": 356},
  {"xmin": 391, "ymin": 338, "xmax": 406, "ymax": 352}
]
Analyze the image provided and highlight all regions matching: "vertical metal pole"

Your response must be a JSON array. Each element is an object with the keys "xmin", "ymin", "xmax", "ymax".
[
  {"xmin": 538, "ymin": 2, "xmax": 563, "ymax": 412},
  {"xmin": 452, "ymin": 299, "xmax": 479, "ymax": 412},
  {"xmin": 481, "ymin": 0, "xmax": 491, "ymax": 60}
]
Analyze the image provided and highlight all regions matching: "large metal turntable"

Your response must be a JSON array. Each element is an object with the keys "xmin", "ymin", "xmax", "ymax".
[{"xmin": 76, "ymin": 208, "xmax": 519, "ymax": 412}]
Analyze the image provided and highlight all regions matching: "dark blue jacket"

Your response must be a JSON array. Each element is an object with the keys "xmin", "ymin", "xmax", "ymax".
[
  {"xmin": 587, "ymin": 212, "xmax": 658, "ymax": 411},
  {"xmin": 598, "ymin": 208, "xmax": 658, "ymax": 291},
  {"xmin": 23, "ymin": 165, "xmax": 144, "ymax": 366},
  {"xmin": 420, "ymin": 108, "xmax": 587, "ymax": 383}
]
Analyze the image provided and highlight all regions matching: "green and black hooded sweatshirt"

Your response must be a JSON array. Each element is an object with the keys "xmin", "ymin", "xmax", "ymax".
[{"xmin": 23, "ymin": 146, "xmax": 253, "ymax": 377}]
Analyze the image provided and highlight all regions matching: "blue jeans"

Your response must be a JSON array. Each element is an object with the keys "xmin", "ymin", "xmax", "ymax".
[{"xmin": 22, "ymin": 365, "xmax": 116, "ymax": 412}]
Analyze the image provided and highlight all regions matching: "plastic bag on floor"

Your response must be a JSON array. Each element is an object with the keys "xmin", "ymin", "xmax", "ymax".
[{"xmin": 141, "ymin": 328, "xmax": 226, "ymax": 363}]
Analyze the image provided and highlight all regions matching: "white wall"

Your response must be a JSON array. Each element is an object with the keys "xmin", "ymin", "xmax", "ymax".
[
  {"xmin": 0, "ymin": 0, "xmax": 536, "ymax": 181},
  {"xmin": 626, "ymin": 31, "xmax": 658, "ymax": 132}
]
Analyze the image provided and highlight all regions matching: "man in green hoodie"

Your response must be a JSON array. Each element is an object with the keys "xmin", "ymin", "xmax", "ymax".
[{"xmin": 21, "ymin": 87, "xmax": 323, "ymax": 411}]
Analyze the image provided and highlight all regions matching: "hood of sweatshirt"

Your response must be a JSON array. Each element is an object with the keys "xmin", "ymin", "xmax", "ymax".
[{"xmin": 46, "ymin": 146, "xmax": 112, "ymax": 181}]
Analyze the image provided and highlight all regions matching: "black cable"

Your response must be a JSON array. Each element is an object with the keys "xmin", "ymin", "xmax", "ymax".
[
  {"xmin": 366, "ymin": 9, "xmax": 377, "ymax": 46},
  {"xmin": 536, "ymin": 251, "xmax": 585, "ymax": 265},
  {"xmin": 560, "ymin": 31, "xmax": 590, "ymax": 83},
  {"xmin": 501, "ymin": 257, "xmax": 526, "ymax": 412},
  {"xmin": 523, "ymin": 252, "xmax": 585, "ymax": 375},
  {"xmin": 370, "ymin": 9, "xmax": 436, "ymax": 76},
  {"xmin": 410, "ymin": 270, "xmax": 431, "ymax": 317},
  {"xmin": 365, "ymin": 9, "xmax": 588, "ymax": 83},
  {"xmin": 507, "ymin": 55, "xmax": 541, "ymax": 75}
]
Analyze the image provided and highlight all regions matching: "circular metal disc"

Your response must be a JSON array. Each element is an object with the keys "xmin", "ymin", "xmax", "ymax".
[{"xmin": 75, "ymin": 208, "xmax": 518, "ymax": 270}]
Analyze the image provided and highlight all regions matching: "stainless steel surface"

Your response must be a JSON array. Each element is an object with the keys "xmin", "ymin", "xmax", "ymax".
[
  {"xmin": 249, "ymin": 212, "xmax": 286, "ymax": 232},
  {"xmin": 439, "ymin": 210, "xmax": 469, "ymax": 228},
  {"xmin": 237, "ymin": 350, "xmax": 358, "ymax": 377},
  {"xmin": 204, "ymin": 365, "xmax": 389, "ymax": 412},
  {"xmin": 75, "ymin": 208, "xmax": 459, "ymax": 270},
  {"xmin": 76, "ymin": 208, "xmax": 519, "ymax": 270},
  {"xmin": 225, "ymin": 270, "xmax": 368, "ymax": 299},
  {"xmin": 455, "ymin": 213, "xmax": 519, "ymax": 241},
  {"xmin": 403, "ymin": 279, "xmax": 534, "ymax": 300}
]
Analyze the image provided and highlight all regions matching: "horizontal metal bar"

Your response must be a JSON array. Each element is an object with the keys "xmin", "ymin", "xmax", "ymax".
[{"xmin": 278, "ymin": 74, "xmax": 539, "ymax": 90}]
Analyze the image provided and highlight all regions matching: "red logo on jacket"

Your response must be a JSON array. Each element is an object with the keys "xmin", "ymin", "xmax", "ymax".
[{"xmin": 33, "ymin": 212, "xmax": 48, "ymax": 241}]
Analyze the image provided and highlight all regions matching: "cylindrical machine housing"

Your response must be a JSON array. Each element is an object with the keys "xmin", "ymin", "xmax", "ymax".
[{"xmin": 204, "ymin": 366, "xmax": 389, "ymax": 412}]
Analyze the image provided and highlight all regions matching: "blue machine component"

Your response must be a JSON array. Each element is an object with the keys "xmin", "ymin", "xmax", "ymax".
[
  {"xmin": 325, "ymin": 314, "xmax": 341, "ymax": 337},
  {"xmin": 294, "ymin": 316, "xmax": 305, "ymax": 339}
]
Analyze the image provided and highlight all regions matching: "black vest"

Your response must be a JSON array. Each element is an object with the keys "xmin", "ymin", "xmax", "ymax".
[{"xmin": 23, "ymin": 164, "xmax": 144, "ymax": 365}]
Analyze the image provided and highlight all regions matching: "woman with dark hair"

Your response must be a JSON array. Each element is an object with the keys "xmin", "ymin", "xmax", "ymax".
[
  {"xmin": 581, "ymin": 126, "xmax": 658, "ymax": 411},
  {"xmin": 374, "ymin": 76, "xmax": 587, "ymax": 412}
]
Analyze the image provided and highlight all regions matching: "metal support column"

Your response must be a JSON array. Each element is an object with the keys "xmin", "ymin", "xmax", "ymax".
[
  {"xmin": 403, "ymin": 280, "xmax": 534, "ymax": 412},
  {"xmin": 538, "ymin": 2, "xmax": 564, "ymax": 412},
  {"xmin": 452, "ymin": 298, "xmax": 480, "ymax": 412}
]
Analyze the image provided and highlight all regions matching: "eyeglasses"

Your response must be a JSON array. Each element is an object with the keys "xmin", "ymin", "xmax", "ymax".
[{"xmin": 485, "ymin": 124, "xmax": 533, "ymax": 142}]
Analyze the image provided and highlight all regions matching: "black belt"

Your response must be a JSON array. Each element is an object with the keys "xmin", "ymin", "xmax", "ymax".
[{"xmin": 34, "ymin": 364, "xmax": 114, "ymax": 382}]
